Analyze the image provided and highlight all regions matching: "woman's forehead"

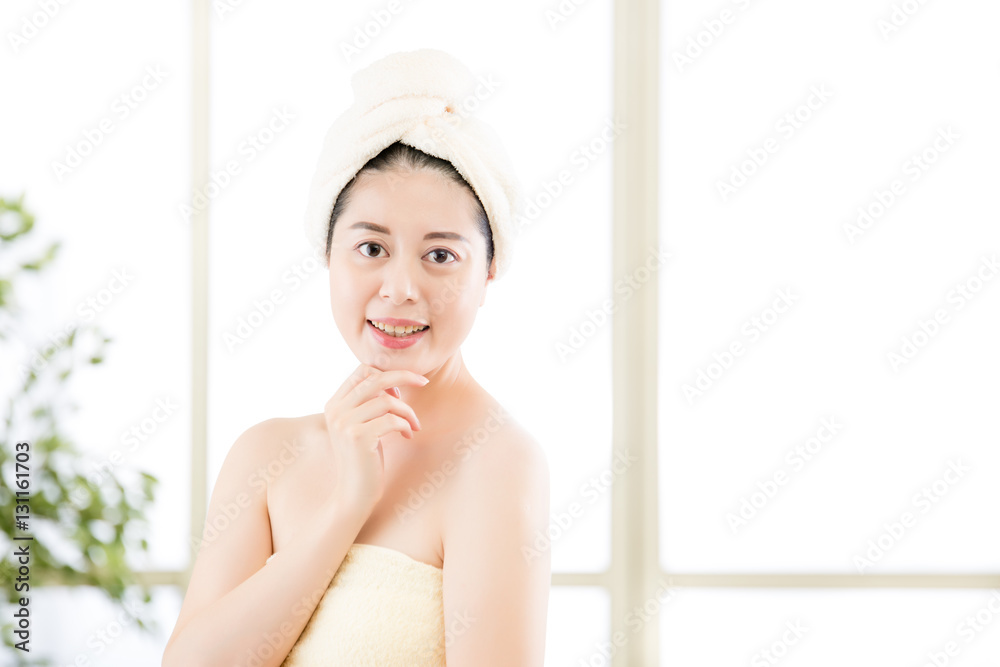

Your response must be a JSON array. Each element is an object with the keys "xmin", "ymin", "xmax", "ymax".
[{"xmin": 342, "ymin": 170, "xmax": 482, "ymax": 234}]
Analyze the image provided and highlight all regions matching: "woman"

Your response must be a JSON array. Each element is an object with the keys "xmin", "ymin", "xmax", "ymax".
[{"xmin": 162, "ymin": 49, "xmax": 550, "ymax": 666}]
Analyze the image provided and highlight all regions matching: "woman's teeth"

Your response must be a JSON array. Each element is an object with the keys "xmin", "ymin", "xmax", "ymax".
[{"xmin": 369, "ymin": 320, "xmax": 428, "ymax": 337}]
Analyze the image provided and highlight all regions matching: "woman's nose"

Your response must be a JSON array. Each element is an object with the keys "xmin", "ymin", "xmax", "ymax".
[{"xmin": 378, "ymin": 258, "xmax": 417, "ymax": 304}]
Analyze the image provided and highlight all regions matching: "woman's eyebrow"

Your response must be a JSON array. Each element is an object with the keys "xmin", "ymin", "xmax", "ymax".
[
  {"xmin": 348, "ymin": 221, "xmax": 469, "ymax": 244},
  {"xmin": 424, "ymin": 231, "xmax": 469, "ymax": 244}
]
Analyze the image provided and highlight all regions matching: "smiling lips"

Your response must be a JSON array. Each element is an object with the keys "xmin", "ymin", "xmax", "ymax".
[
  {"xmin": 367, "ymin": 318, "xmax": 429, "ymax": 349},
  {"xmin": 368, "ymin": 319, "xmax": 428, "ymax": 337}
]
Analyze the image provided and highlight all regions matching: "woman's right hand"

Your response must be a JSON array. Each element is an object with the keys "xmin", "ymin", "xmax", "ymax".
[{"xmin": 322, "ymin": 363, "xmax": 429, "ymax": 513}]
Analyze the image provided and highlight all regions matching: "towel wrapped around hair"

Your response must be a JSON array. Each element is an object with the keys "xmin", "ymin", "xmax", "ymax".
[{"xmin": 302, "ymin": 48, "xmax": 523, "ymax": 280}]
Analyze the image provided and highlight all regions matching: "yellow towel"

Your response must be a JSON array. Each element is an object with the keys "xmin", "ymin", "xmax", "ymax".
[{"xmin": 277, "ymin": 543, "xmax": 445, "ymax": 666}]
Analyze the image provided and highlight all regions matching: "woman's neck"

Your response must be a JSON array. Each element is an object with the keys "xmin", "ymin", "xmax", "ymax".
[{"xmin": 398, "ymin": 350, "xmax": 476, "ymax": 424}]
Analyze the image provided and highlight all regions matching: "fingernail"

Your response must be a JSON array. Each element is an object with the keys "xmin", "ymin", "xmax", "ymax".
[{"xmin": 421, "ymin": 376, "xmax": 430, "ymax": 385}]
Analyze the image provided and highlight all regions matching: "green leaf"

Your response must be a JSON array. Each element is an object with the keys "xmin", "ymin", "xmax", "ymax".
[{"xmin": 0, "ymin": 193, "xmax": 159, "ymax": 661}]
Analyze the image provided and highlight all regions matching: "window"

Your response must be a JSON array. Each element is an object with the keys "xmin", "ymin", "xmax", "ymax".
[
  {"xmin": 8, "ymin": 0, "xmax": 997, "ymax": 664},
  {"xmin": 653, "ymin": 0, "xmax": 1000, "ymax": 663}
]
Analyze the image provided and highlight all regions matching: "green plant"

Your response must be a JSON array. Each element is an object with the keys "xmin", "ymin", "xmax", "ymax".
[{"xmin": 0, "ymin": 193, "xmax": 160, "ymax": 665}]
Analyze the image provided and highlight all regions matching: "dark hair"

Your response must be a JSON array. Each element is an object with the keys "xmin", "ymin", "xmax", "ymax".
[{"xmin": 325, "ymin": 141, "xmax": 494, "ymax": 274}]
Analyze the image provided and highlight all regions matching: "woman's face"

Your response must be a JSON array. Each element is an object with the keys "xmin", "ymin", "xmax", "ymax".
[{"xmin": 328, "ymin": 167, "xmax": 493, "ymax": 373}]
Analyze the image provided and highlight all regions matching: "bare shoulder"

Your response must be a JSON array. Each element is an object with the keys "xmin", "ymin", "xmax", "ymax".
[
  {"xmin": 206, "ymin": 415, "xmax": 315, "ymax": 523},
  {"xmin": 222, "ymin": 414, "xmax": 322, "ymax": 506},
  {"xmin": 166, "ymin": 415, "xmax": 304, "ymax": 649},
  {"xmin": 438, "ymin": 397, "xmax": 551, "ymax": 664},
  {"xmin": 229, "ymin": 416, "xmax": 288, "ymax": 457},
  {"xmin": 448, "ymin": 397, "xmax": 550, "ymax": 512},
  {"xmin": 226, "ymin": 416, "xmax": 306, "ymax": 469},
  {"xmin": 251, "ymin": 412, "xmax": 324, "ymax": 481},
  {"xmin": 240, "ymin": 413, "xmax": 318, "ymax": 450}
]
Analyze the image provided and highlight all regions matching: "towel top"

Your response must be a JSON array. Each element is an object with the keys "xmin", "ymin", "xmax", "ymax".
[
  {"xmin": 278, "ymin": 542, "xmax": 445, "ymax": 666},
  {"xmin": 303, "ymin": 48, "xmax": 523, "ymax": 280}
]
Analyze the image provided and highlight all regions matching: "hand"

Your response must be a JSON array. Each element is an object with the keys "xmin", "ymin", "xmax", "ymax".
[{"xmin": 322, "ymin": 363, "xmax": 428, "ymax": 513}]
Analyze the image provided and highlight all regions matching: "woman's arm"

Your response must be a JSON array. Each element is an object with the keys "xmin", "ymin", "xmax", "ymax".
[
  {"xmin": 441, "ymin": 423, "xmax": 551, "ymax": 666},
  {"xmin": 162, "ymin": 419, "xmax": 368, "ymax": 667}
]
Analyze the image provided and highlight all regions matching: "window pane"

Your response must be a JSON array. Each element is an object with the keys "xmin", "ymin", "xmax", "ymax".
[
  {"xmin": 209, "ymin": 2, "xmax": 613, "ymax": 572},
  {"xmin": 2, "ymin": 0, "xmax": 191, "ymax": 571},
  {"xmin": 660, "ymin": 588, "xmax": 1000, "ymax": 665},
  {"xmin": 658, "ymin": 0, "xmax": 1000, "ymax": 571},
  {"xmin": 546, "ymin": 587, "xmax": 610, "ymax": 666}
]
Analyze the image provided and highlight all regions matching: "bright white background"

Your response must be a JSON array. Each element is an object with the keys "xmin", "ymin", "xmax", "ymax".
[
  {"xmin": 659, "ymin": 0, "xmax": 1000, "ymax": 573},
  {"xmin": 656, "ymin": 0, "xmax": 1000, "ymax": 663},
  {"xmin": 2, "ymin": 0, "xmax": 998, "ymax": 665}
]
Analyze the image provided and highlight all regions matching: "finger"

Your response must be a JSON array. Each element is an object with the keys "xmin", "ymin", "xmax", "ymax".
[
  {"xmin": 350, "ymin": 369, "xmax": 429, "ymax": 405},
  {"xmin": 362, "ymin": 413, "xmax": 414, "ymax": 442},
  {"xmin": 349, "ymin": 393, "xmax": 421, "ymax": 432},
  {"xmin": 331, "ymin": 363, "xmax": 379, "ymax": 404}
]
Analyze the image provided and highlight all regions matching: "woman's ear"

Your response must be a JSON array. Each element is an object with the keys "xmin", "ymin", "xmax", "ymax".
[{"xmin": 480, "ymin": 259, "xmax": 496, "ymax": 306}]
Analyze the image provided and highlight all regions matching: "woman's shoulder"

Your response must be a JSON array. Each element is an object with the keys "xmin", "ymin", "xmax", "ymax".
[
  {"xmin": 225, "ymin": 413, "xmax": 326, "ymax": 482},
  {"xmin": 230, "ymin": 413, "xmax": 322, "ymax": 452},
  {"xmin": 449, "ymin": 391, "xmax": 549, "ymax": 491},
  {"xmin": 441, "ymin": 393, "xmax": 550, "ymax": 559}
]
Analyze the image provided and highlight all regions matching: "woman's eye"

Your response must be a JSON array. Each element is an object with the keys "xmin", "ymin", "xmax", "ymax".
[
  {"xmin": 427, "ymin": 249, "xmax": 456, "ymax": 264},
  {"xmin": 358, "ymin": 242, "xmax": 385, "ymax": 258}
]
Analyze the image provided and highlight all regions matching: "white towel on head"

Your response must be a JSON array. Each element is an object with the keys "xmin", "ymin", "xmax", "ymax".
[{"xmin": 303, "ymin": 48, "xmax": 523, "ymax": 280}]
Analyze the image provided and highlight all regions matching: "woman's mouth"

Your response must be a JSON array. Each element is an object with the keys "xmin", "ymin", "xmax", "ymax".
[
  {"xmin": 368, "ymin": 319, "xmax": 428, "ymax": 337},
  {"xmin": 367, "ymin": 319, "xmax": 429, "ymax": 348}
]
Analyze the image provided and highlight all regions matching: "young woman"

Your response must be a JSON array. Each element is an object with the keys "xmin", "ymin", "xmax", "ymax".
[{"xmin": 163, "ymin": 50, "xmax": 550, "ymax": 666}]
